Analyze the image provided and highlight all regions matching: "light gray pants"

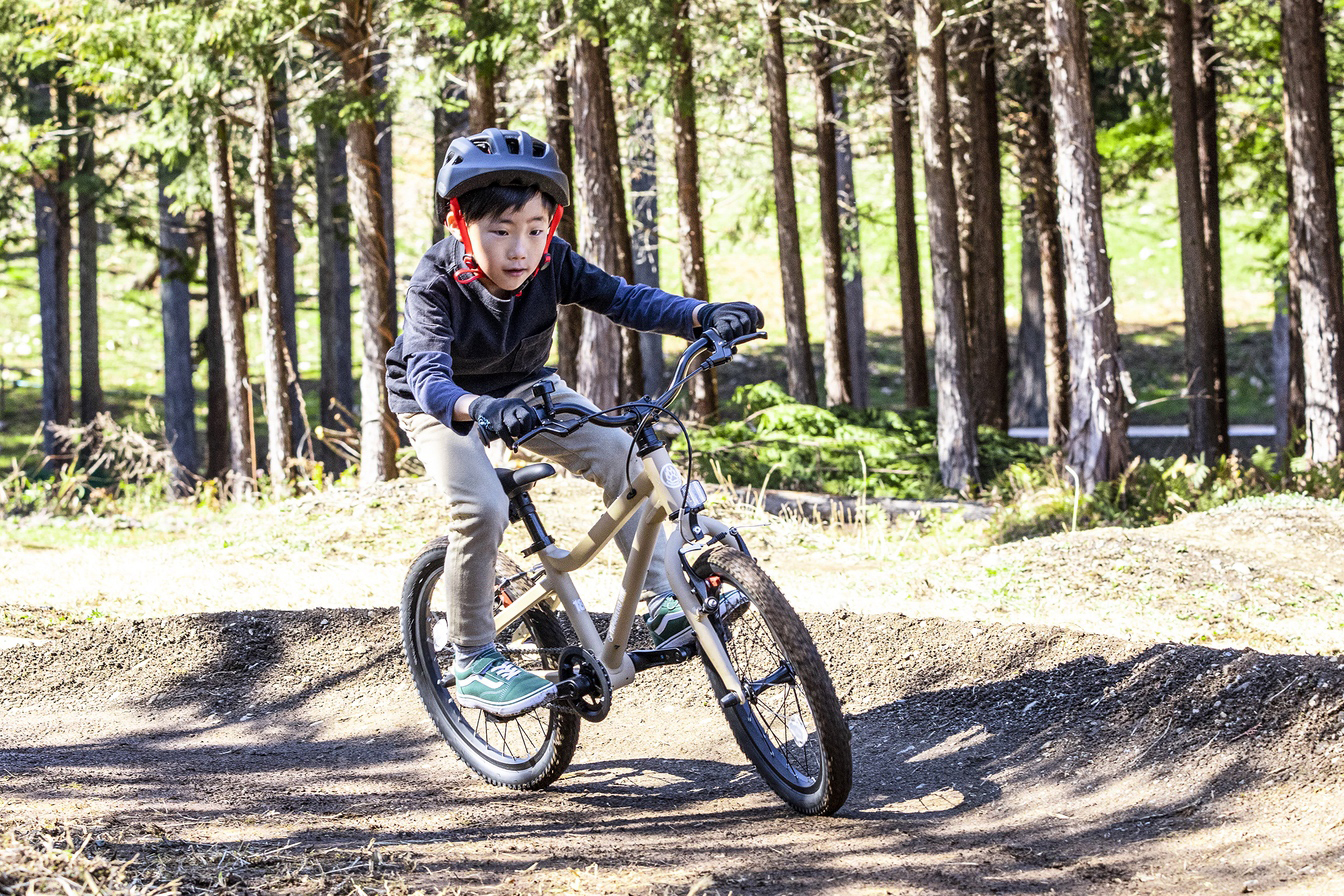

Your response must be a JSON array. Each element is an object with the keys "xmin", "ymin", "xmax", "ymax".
[{"xmin": 399, "ymin": 374, "xmax": 671, "ymax": 647}]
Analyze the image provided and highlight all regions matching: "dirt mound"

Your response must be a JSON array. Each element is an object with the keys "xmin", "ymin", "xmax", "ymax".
[{"xmin": 3, "ymin": 606, "xmax": 1344, "ymax": 893}]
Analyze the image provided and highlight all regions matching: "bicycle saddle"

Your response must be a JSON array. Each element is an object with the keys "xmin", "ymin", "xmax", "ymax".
[{"xmin": 495, "ymin": 463, "xmax": 556, "ymax": 498}]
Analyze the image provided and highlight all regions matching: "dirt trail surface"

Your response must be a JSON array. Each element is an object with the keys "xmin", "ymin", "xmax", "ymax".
[{"xmin": 3, "ymin": 482, "xmax": 1344, "ymax": 894}]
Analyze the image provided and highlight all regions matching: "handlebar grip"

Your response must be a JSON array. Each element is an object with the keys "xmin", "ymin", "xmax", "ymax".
[{"xmin": 475, "ymin": 419, "xmax": 501, "ymax": 447}]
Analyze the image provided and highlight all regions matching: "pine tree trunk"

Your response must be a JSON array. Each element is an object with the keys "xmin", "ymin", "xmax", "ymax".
[
  {"xmin": 30, "ymin": 78, "xmax": 72, "ymax": 463},
  {"xmin": 467, "ymin": 64, "xmax": 497, "ymax": 131},
  {"xmin": 760, "ymin": 0, "xmax": 817, "ymax": 404},
  {"xmin": 616, "ymin": 85, "xmax": 644, "ymax": 403},
  {"xmin": 813, "ymin": 11, "xmax": 853, "ymax": 409},
  {"xmin": 542, "ymin": 5, "xmax": 582, "ymax": 387},
  {"xmin": 270, "ymin": 71, "xmax": 306, "ymax": 457},
  {"xmin": 570, "ymin": 31, "xmax": 634, "ymax": 410},
  {"xmin": 158, "ymin": 161, "xmax": 199, "ymax": 486},
  {"xmin": 316, "ymin": 120, "xmax": 355, "ymax": 472},
  {"xmin": 672, "ymin": 4, "xmax": 717, "ymax": 421},
  {"xmin": 1193, "ymin": 0, "xmax": 1228, "ymax": 441},
  {"xmin": 886, "ymin": 15, "xmax": 929, "ymax": 409},
  {"xmin": 433, "ymin": 81, "xmax": 469, "ymax": 246},
  {"xmin": 204, "ymin": 113, "xmax": 256, "ymax": 495},
  {"xmin": 346, "ymin": 119, "xmax": 398, "ymax": 484},
  {"xmin": 834, "ymin": 84, "xmax": 868, "ymax": 409},
  {"xmin": 54, "ymin": 83, "xmax": 73, "ymax": 442},
  {"xmin": 1167, "ymin": 0, "xmax": 1225, "ymax": 458},
  {"xmin": 629, "ymin": 99, "xmax": 665, "ymax": 396},
  {"xmin": 252, "ymin": 79, "xmax": 294, "ymax": 486},
  {"xmin": 374, "ymin": 50, "xmax": 396, "ymax": 322},
  {"xmin": 619, "ymin": 330, "xmax": 644, "ymax": 405},
  {"xmin": 337, "ymin": 0, "xmax": 399, "ymax": 486},
  {"xmin": 1022, "ymin": 50, "xmax": 1070, "ymax": 447},
  {"xmin": 913, "ymin": 0, "xmax": 978, "ymax": 491},
  {"xmin": 203, "ymin": 212, "xmax": 230, "ymax": 480},
  {"xmin": 1013, "ymin": 193, "xmax": 1048, "ymax": 429},
  {"xmin": 1044, "ymin": 0, "xmax": 1129, "ymax": 489},
  {"xmin": 1275, "ymin": 288, "xmax": 1306, "ymax": 453},
  {"xmin": 1281, "ymin": 0, "xmax": 1344, "ymax": 462},
  {"xmin": 459, "ymin": 0, "xmax": 498, "ymax": 133},
  {"xmin": 960, "ymin": 7, "xmax": 1008, "ymax": 430},
  {"xmin": 75, "ymin": 91, "xmax": 102, "ymax": 422}
]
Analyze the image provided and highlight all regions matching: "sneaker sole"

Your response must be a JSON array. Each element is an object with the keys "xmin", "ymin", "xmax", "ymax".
[{"xmin": 456, "ymin": 683, "xmax": 558, "ymax": 718}]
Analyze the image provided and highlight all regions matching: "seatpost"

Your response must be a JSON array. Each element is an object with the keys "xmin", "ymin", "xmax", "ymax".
[{"xmin": 512, "ymin": 491, "xmax": 554, "ymax": 556}]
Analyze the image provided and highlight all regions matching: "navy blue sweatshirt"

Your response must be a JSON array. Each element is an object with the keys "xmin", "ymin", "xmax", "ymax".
[{"xmin": 386, "ymin": 235, "xmax": 701, "ymax": 433}]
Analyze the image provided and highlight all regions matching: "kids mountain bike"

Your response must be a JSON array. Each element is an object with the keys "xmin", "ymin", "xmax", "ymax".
[{"xmin": 400, "ymin": 329, "xmax": 852, "ymax": 815}]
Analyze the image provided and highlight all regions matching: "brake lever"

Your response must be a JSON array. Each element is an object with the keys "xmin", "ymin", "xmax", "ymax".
[{"xmin": 702, "ymin": 329, "xmax": 737, "ymax": 367}]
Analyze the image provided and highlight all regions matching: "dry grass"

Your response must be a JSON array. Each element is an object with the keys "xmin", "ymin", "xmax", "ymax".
[
  {"xmin": 0, "ymin": 822, "xmax": 736, "ymax": 896},
  {"xmin": 0, "ymin": 822, "xmax": 487, "ymax": 896},
  {"xmin": 0, "ymin": 823, "xmax": 174, "ymax": 896}
]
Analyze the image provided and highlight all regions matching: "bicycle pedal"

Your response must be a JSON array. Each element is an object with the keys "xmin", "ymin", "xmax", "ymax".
[{"xmin": 629, "ymin": 644, "xmax": 698, "ymax": 672}]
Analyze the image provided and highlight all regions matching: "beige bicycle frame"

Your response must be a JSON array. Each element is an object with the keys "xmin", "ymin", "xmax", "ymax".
[{"xmin": 491, "ymin": 442, "xmax": 748, "ymax": 702}]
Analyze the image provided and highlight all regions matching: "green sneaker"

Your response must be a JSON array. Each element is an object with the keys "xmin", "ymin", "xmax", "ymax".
[
  {"xmin": 645, "ymin": 592, "xmax": 695, "ymax": 649},
  {"xmin": 454, "ymin": 647, "xmax": 557, "ymax": 717}
]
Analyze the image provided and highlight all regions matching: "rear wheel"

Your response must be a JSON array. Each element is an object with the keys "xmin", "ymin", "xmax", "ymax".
[
  {"xmin": 694, "ymin": 546, "xmax": 852, "ymax": 815},
  {"xmin": 401, "ymin": 540, "xmax": 579, "ymax": 789}
]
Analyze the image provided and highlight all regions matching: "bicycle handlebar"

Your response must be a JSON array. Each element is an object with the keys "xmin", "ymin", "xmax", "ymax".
[{"xmin": 479, "ymin": 327, "xmax": 766, "ymax": 448}]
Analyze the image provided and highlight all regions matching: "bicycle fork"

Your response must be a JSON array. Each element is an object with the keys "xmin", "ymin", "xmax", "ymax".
[{"xmin": 663, "ymin": 519, "xmax": 750, "ymax": 706}]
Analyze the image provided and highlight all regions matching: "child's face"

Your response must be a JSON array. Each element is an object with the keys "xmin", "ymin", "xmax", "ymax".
[{"xmin": 452, "ymin": 194, "xmax": 553, "ymax": 298}]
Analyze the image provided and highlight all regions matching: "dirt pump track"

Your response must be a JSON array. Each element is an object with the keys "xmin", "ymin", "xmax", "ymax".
[{"xmin": 3, "ymin": 486, "xmax": 1344, "ymax": 894}]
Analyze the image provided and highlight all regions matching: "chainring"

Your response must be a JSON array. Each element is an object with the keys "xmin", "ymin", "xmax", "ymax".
[{"xmin": 555, "ymin": 646, "xmax": 612, "ymax": 722}]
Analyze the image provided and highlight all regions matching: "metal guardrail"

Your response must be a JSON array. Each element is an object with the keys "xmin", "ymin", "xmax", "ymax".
[{"xmin": 1008, "ymin": 424, "xmax": 1278, "ymax": 440}]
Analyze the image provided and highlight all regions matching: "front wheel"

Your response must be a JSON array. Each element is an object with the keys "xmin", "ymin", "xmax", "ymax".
[
  {"xmin": 401, "ymin": 539, "xmax": 580, "ymax": 790},
  {"xmin": 693, "ymin": 546, "xmax": 853, "ymax": 815}
]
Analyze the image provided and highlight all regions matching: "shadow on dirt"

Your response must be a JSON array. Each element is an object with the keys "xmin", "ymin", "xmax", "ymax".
[{"xmin": 3, "ymin": 607, "xmax": 1343, "ymax": 893}]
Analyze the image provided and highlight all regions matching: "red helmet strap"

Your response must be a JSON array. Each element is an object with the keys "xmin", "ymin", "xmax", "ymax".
[
  {"xmin": 448, "ymin": 198, "xmax": 483, "ymax": 284},
  {"xmin": 544, "ymin": 205, "xmax": 564, "ymax": 252}
]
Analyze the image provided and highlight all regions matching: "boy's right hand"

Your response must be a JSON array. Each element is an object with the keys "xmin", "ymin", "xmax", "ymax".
[{"xmin": 469, "ymin": 396, "xmax": 541, "ymax": 444}]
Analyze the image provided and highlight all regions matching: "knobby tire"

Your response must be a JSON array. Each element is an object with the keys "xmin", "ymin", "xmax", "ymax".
[
  {"xmin": 694, "ymin": 546, "xmax": 852, "ymax": 815},
  {"xmin": 401, "ymin": 539, "xmax": 580, "ymax": 789}
]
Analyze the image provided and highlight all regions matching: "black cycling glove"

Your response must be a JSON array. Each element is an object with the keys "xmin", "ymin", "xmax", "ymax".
[
  {"xmin": 698, "ymin": 302, "xmax": 765, "ymax": 342},
  {"xmin": 469, "ymin": 396, "xmax": 541, "ymax": 444}
]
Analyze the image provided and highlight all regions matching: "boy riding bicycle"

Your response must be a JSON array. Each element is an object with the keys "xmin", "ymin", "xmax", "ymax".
[{"xmin": 385, "ymin": 128, "xmax": 762, "ymax": 718}]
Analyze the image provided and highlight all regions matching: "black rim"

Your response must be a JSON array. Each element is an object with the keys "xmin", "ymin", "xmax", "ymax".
[{"xmin": 718, "ymin": 581, "xmax": 826, "ymax": 792}]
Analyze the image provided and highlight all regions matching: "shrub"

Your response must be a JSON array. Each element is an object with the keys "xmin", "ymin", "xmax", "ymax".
[{"xmin": 695, "ymin": 384, "xmax": 1049, "ymax": 500}]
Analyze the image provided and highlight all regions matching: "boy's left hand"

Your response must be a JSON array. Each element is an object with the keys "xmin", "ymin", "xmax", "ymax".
[
  {"xmin": 699, "ymin": 302, "xmax": 764, "ymax": 342},
  {"xmin": 469, "ymin": 396, "xmax": 541, "ymax": 444}
]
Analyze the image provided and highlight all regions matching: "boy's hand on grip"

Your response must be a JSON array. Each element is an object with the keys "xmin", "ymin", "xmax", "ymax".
[
  {"xmin": 469, "ymin": 396, "xmax": 541, "ymax": 443},
  {"xmin": 699, "ymin": 302, "xmax": 764, "ymax": 342}
]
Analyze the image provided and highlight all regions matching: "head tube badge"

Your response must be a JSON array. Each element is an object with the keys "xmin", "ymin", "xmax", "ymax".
[{"xmin": 659, "ymin": 463, "xmax": 684, "ymax": 489}]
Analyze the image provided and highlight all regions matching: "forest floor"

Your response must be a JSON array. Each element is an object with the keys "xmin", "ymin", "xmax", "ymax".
[{"xmin": 3, "ymin": 476, "xmax": 1344, "ymax": 895}]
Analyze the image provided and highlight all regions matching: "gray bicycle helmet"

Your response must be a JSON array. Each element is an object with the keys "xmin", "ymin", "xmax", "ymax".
[{"xmin": 435, "ymin": 128, "xmax": 571, "ymax": 218}]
